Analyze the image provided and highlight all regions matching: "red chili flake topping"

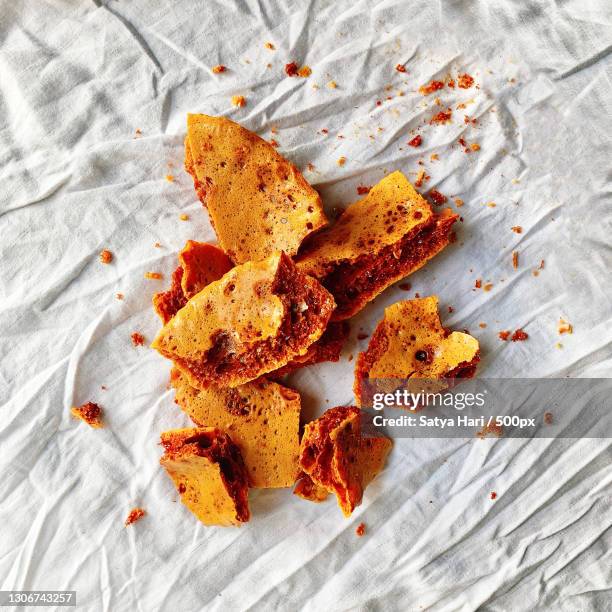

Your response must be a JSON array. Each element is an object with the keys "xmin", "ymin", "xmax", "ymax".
[
  {"xmin": 511, "ymin": 329, "xmax": 528, "ymax": 342},
  {"xmin": 475, "ymin": 279, "xmax": 482, "ymax": 289},
  {"xmin": 355, "ymin": 522, "xmax": 366, "ymax": 536},
  {"xmin": 284, "ymin": 62, "xmax": 299, "ymax": 76},
  {"xmin": 395, "ymin": 63, "xmax": 407, "ymax": 73},
  {"xmin": 131, "ymin": 332, "xmax": 145, "ymax": 347},
  {"xmin": 357, "ymin": 185, "xmax": 371, "ymax": 195},
  {"xmin": 498, "ymin": 330, "xmax": 511, "ymax": 341},
  {"xmin": 430, "ymin": 109, "xmax": 452, "ymax": 124},
  {"xmin": 408, "ymin": 135, "xmax": 422, "ymax": 147},
  {"xmin": 428, "ymin": 189, "xmax": 448, "ymax": 205},
  {"xmin": 419, "ymin": 80, "xmax": 445, "ymax": 95},
  {"xmin": 125, "ymin": 508, "xmax": 146, "ymax": 526},
  {"xmin": 458, "ymin": 73, "xmax": 475, "ymax": 89},
  {"xmin": 490, "ymin": 492, "xmax": 497, "ymax": 500}
]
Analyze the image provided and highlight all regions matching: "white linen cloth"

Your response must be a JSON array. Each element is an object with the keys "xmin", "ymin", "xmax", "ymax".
[{"xmin": 1, "ymin": 1, "xmax": 611, "ymax": 610}]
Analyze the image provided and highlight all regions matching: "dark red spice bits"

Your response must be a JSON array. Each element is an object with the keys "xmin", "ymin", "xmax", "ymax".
[
  {"xmin": 428, "ymin": 189, "xmax": 448, "ymax": 205},
  {"xmin": 408, "ymin": 135, "xmax": 422, "ymax": 147},
  {"xmin": 511, "ymin": 329, "xmax": 528, "ymax": 342},
  {"xmin": 357, "ymin": 185, "xmax": 371, "ymax": 195},
  {"xmin": 131, "ymin": 332, "xmax": 145, "ymax": 346},
  {"xmin": 395, "ymin": 64, "xmax": 407, "ymax": 73},
  {"xmin": 355, "ymin": 522, "xmax": 366, "ymax": 536},
  {"xmin": 430, "ymin": 110, "xmax": 452, "ymax": 124},
  {"xmin": 284, "ymin": 62, "xmax": 298, "ymax": 77}
]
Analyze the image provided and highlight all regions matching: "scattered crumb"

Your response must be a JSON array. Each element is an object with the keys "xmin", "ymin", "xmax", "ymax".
[
  {"xmin": 511, "ymin": 329, "xmax": 528, "ymax": 342},
  {"xmin": 511, "ymin": 226, "xmax": 523, "ymax": 234},
  {"xmin": 297, "ymin": 65, "xmax": 312, "ymax": 77},
  {"xmin": 479, "ymin": 322, "xmax": 487, "ymax": 329},
  {"xmin": 125, "ymin": 508, "xmax": 146, "ymax": 526},
  {"xmin": 179, "ymin": 213, "xmax": 189, "ymax": 221},
  {"xmin": 355, "ymin": 522, "xmax": 366, "ymax": 536},
  {"xmin": 428, "ymin": 189, "xmax": 448, "ymax": 205},
  {"xmin": 470, "ymin": 143, "xmax": 481, "ymax": 152},
  {"xmin": 306, "ymin": 163, "xmax": 316, "ymax": 172},
  {"xmin": 512, "ymin": 251, "xmax": 519, "ymax": 269},
  {"xmin": 490, "ymin": 491, "xmax": 497, "ymax": 500},
  {"xmin": 71, "ymin": 402, "xmax": 103, "ymax": 428},
  {"xmin": 327, "ymin": 80, "xmax": 338, "ymax": 89},
  {"xmin": 357, "ymin": 185, "xmax": 371, "ymax": 195},
  {"xmin": 337, "ymin": 156, "xmax": 346, "ymax": 166},
  {"xmin": 408, "ymin": 135, "xmax": 422, "ymax": 147},
  {"xmin": 269, "ymin": 139, "xmax": 279, "ymax": 147},
  {"xmin": 145, "ymin": 272, "xmax": 163, "ymax": 280},
  {"xmin": 430, "ymin": 109, "xmax": 452, "ymax": 124},
  {"xmin": 539, "ymin": 259, "xmax": 545, "ymax": 269},
  {"xmin": 556, "ymin": 342, "xmax": 563, "ymax": 349},
  {"xmin": 399, "ymin": 282, "xmax": 411, "ymax": 291},
  {"xmin": 284, "ymin": 62, "xmax": 299, "ymax": 76},
  {"xmin": 101, "ymin": 385, "xmax": 107, "ymax": 390},
  {"xmin": 558, "ymin": 319, "xmax": 573, "ymax": 335},
  {"xmin": 154, "ymin": 242, "xmax": 161, "ymax": 248},
  {"xmin": 419, "ymin": 80, "xmax": 444, "ymax": 95},
  {"xmin": 415, "ymin": 170, "xmax": 427, "ymax": 188},
  {"xmin": 231, "ymin": 95, "xmax": 247, "ymax": 107},
  {"xmin": 264, "ymin": 42, "xmax": 275, "ymax": 50},
  {"xmin": 395, "ymin": 64, "xmax": 407, "ymax": 73},
  {"xmin": 477, "ymin": 422, "xmax": 503, "ymax": 438},
  {"xmin": 357, "ymin": 333, "xmax": 369, "ymax": 341},
  {"xmin": 165, "ymin": 174, "xmax": 174, "ymax": 183},
  {"xmin": 486, "ymin": 202, "xmax": 496, "ymax": 208},
  {"xmin": 475, "ymin": 279, "xmax": 482, "ymax": 289},
  {"xmin": 115, "ymin": 293, "xmax": 124, "ymax": 300},
  {"xmin": 430, "ymin": 153, "xmax": 439, "ymax": 161},
  {"xmin": 454, "ymin": 198, "xmax": 464, "ymax": 207},
  {"xmin": 131, "ymin": 332, "xmax": 145, "ymax": 347},
  {"xmin": 511, "ymin": 178, "xmax": 521, "ymax": 184},
  {"xmin": 544, "ymin": 412, "xmax": 553, "ymax": 425},
  {"xmin": 135, "ymin": 128, "xmax": 142, "ymax": 136},
  {"xmin": 483, "ymin": 283, "xmax": 493, "ymax": 292},
  {"xmin": 99, "ymin": 250, "xmax": 113, "ymax": 264},
  {"xmin": 212, "ymin": 65, "xmax": 226, "ymax": 74},
  {"xmin": 498, "ymin": 330, "xmax": 511, "ymax": 341},
  {"xmin": 458, "ymin": 73, "xmax": 475, "ymax": 89}
]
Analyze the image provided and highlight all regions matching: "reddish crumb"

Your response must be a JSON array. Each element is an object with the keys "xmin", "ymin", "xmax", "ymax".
[
  {"xmin": 511, "ymin": 329, "xmax": 529, "ymax": 342},
  {"xmin": 448, "ymin": 306, "xmax": 454, "ymax": 313},
  {"xmin": 297, "ymin": 65, "xmax": 312, "ymax": 77},
  {"xmin": 454, "ymin": 198, "xmax": 464, "ymax": 207},
  {"xmin": 269, "ymin": 139, "xmax": 279, "ymax": 147},
  {"xmin": 428, "ymin": 189, "xmax": 448, "ymax": 205},
  {"xmin": 375, "ymin": 100, "xmax": 382, "ymax": 106},
  {"xmin": 99, "ymin": 250, "xmax": 113, "ymax": 264},
  {"xmin": 558, "ymin": 319, "xmax": 573, "ymax": 335},
  {"xmin": 539, "ymin": 259, "xmax": 545, "ymax": 269},
  {"xmin": 154, "ymin": 242, "xmax": 161, "ymax": 248},
  {"xmin": 490, "ymin": 492, "xmax": 497, "ymax": 500},
  {"xmin": 231, "ymin": 95, "xmax": 247, "ymax": 107},
  {"xmin": 511, "ymin": 226, "xmax": 523, "ymax": 234},
  {"xmin": 115, "ymin": 293, "xmax": 124, "ymax": 300},
  {"xmin": 357, "ymin": 333, "xmax": 369, "ymax": 341},
  {"xmin": 464, "ymin": 115, "xmax": 477, "ymax": 125},
  {"xmin": 357, "ymin": 185, "xmax": 371, "ymax": 195},
  {"xmin": 477, "ymin": 422, "xmax": 503, "ymax": 438},
  {"xmin": 544, "ymin": 412, "xmax": 553, "ymax": 425},
  {"xmin": 134, "ymin": 128, "xmax": 142, "ymax": 137},
  {"xmin": 414, "ymin": 292, "xmax": 420, "ymax": 298},
  {"xmin": 479, "ymin": 322, "xmax": 487, "ymax": 329},
  {"xmin": 131, "ymin": 332, "xmax": 145, "ymax": 347},
  {"xmin": 512, "ymin": 251, "xmax": 519, "ymax": 269},
  {"xmin": 458, "ymin": 73, "xmax": 475, "ymax": 89},
  {"xmin": 71, "ymin": 402, "xmax": 103, "ymax": 428},
  {"xmin": 306, "ymin": 163, "xmax": 316, "ymax": 172},
  {"xmin": 419, "ymin": 80, "xmax": 445, "ymax": 95},
  {"xmin": 348, "ymin": 354, "xmax": 353, "ymax": 361},
  {"xmin": 144, "ymin": 272, "xmax": 163, "ymax": 280},
  {"xmin": 408, "ymin": 135, "xmax": 422, "ymax": 147},
  {"xmin": 284, "ymin": 62, "xmax": 299, "ymax": 76},
  {"xmin": 498, "ymin": 330, "xmax": 511, "ymax": 341},
  {"xmin": 395, "ymin": 63, "xmax": 407, "ymax": 73},
  {"xmin": 212, "ymin": 65, "xmax": 226, "ymax": 74},
  {"xmin": 459, "ymin": 137, "xmax": 467, "ymax": 149},
  {"xmin": 337, "ymin": 156, "xmax": 346, "ymax": 166},
  {"xmin": 430, "ymin": 109, "xmax": 452, "ymax": 124},
  {"xmin": 125, "ymin": 508, "xmax": 146, "ymax": 526},
  {"xmin": 355, "ymin": 522, "xmax": 366, "ymax": 537},
  {"xmin": 414, "ymin": 170, "xmax": 429, "ymax": 188},
  {"xmin": 264, "ymin": 42, "xmax": 275, "ymax": 50},
  {"xmin": 399, "ymin": 282, "xmax": 411, "ymax": 291},
  {"xmin": 474, "ymin": 279, "xmax": 482, "ymax": 289}
]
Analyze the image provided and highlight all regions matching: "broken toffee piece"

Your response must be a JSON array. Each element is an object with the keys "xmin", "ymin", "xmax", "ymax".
[
  {"xmin": 297, "ymin": 171, "xmax": 458, "ymax": 320},
  {"xmin": 296, "ymin": 406, "xmax": 392, "ymax": 516},
  {"xmin": 354, "ymin": 296, "xmax": 480, "ymax": 406},
  {"xmin": 184, "ymin": 114, "xmax": 328, "ymax": 264},
  {"xmin": 152, "ymin": 252, "xmax": 335, "ymax": 389},
  {"xmin": 171, "ymin": 369, "xmax": 301, "ymax": 488},
  {"xmin": 160, "ymin": 427, "xmax": 250, "ymax": 526}
]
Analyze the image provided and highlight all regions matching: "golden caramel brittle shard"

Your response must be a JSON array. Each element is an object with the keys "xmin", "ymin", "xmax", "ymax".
[
  {"xmin": 296, "ymin": 406, "xmax": 392, "ymax": 516},
  {"xmin": 171, "ymin": 369, "xmax": 301, "ymax": 488},
  {"xmin": 296, "ymin": 171, "xmax": 458, "ymax": 320},
  {"xmin": 354, "ymin": 296, "xmax": 480, "ymax": 406},
  {"xmin": 151, "ymin": 252, "xmax": 335, "ymax": 389},
  {"xmin": 185, "ymin": 114, "xmax": 328, "ymax": 264},
  {"xmin": 160, "ymin": 427, "xmax": 250, "ymax": 526}
]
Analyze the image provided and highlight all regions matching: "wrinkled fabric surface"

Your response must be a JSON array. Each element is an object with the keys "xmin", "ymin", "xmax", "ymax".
[{"xmin": 1, "ymin": 1, "xmax": 611, "ymax": 610}]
